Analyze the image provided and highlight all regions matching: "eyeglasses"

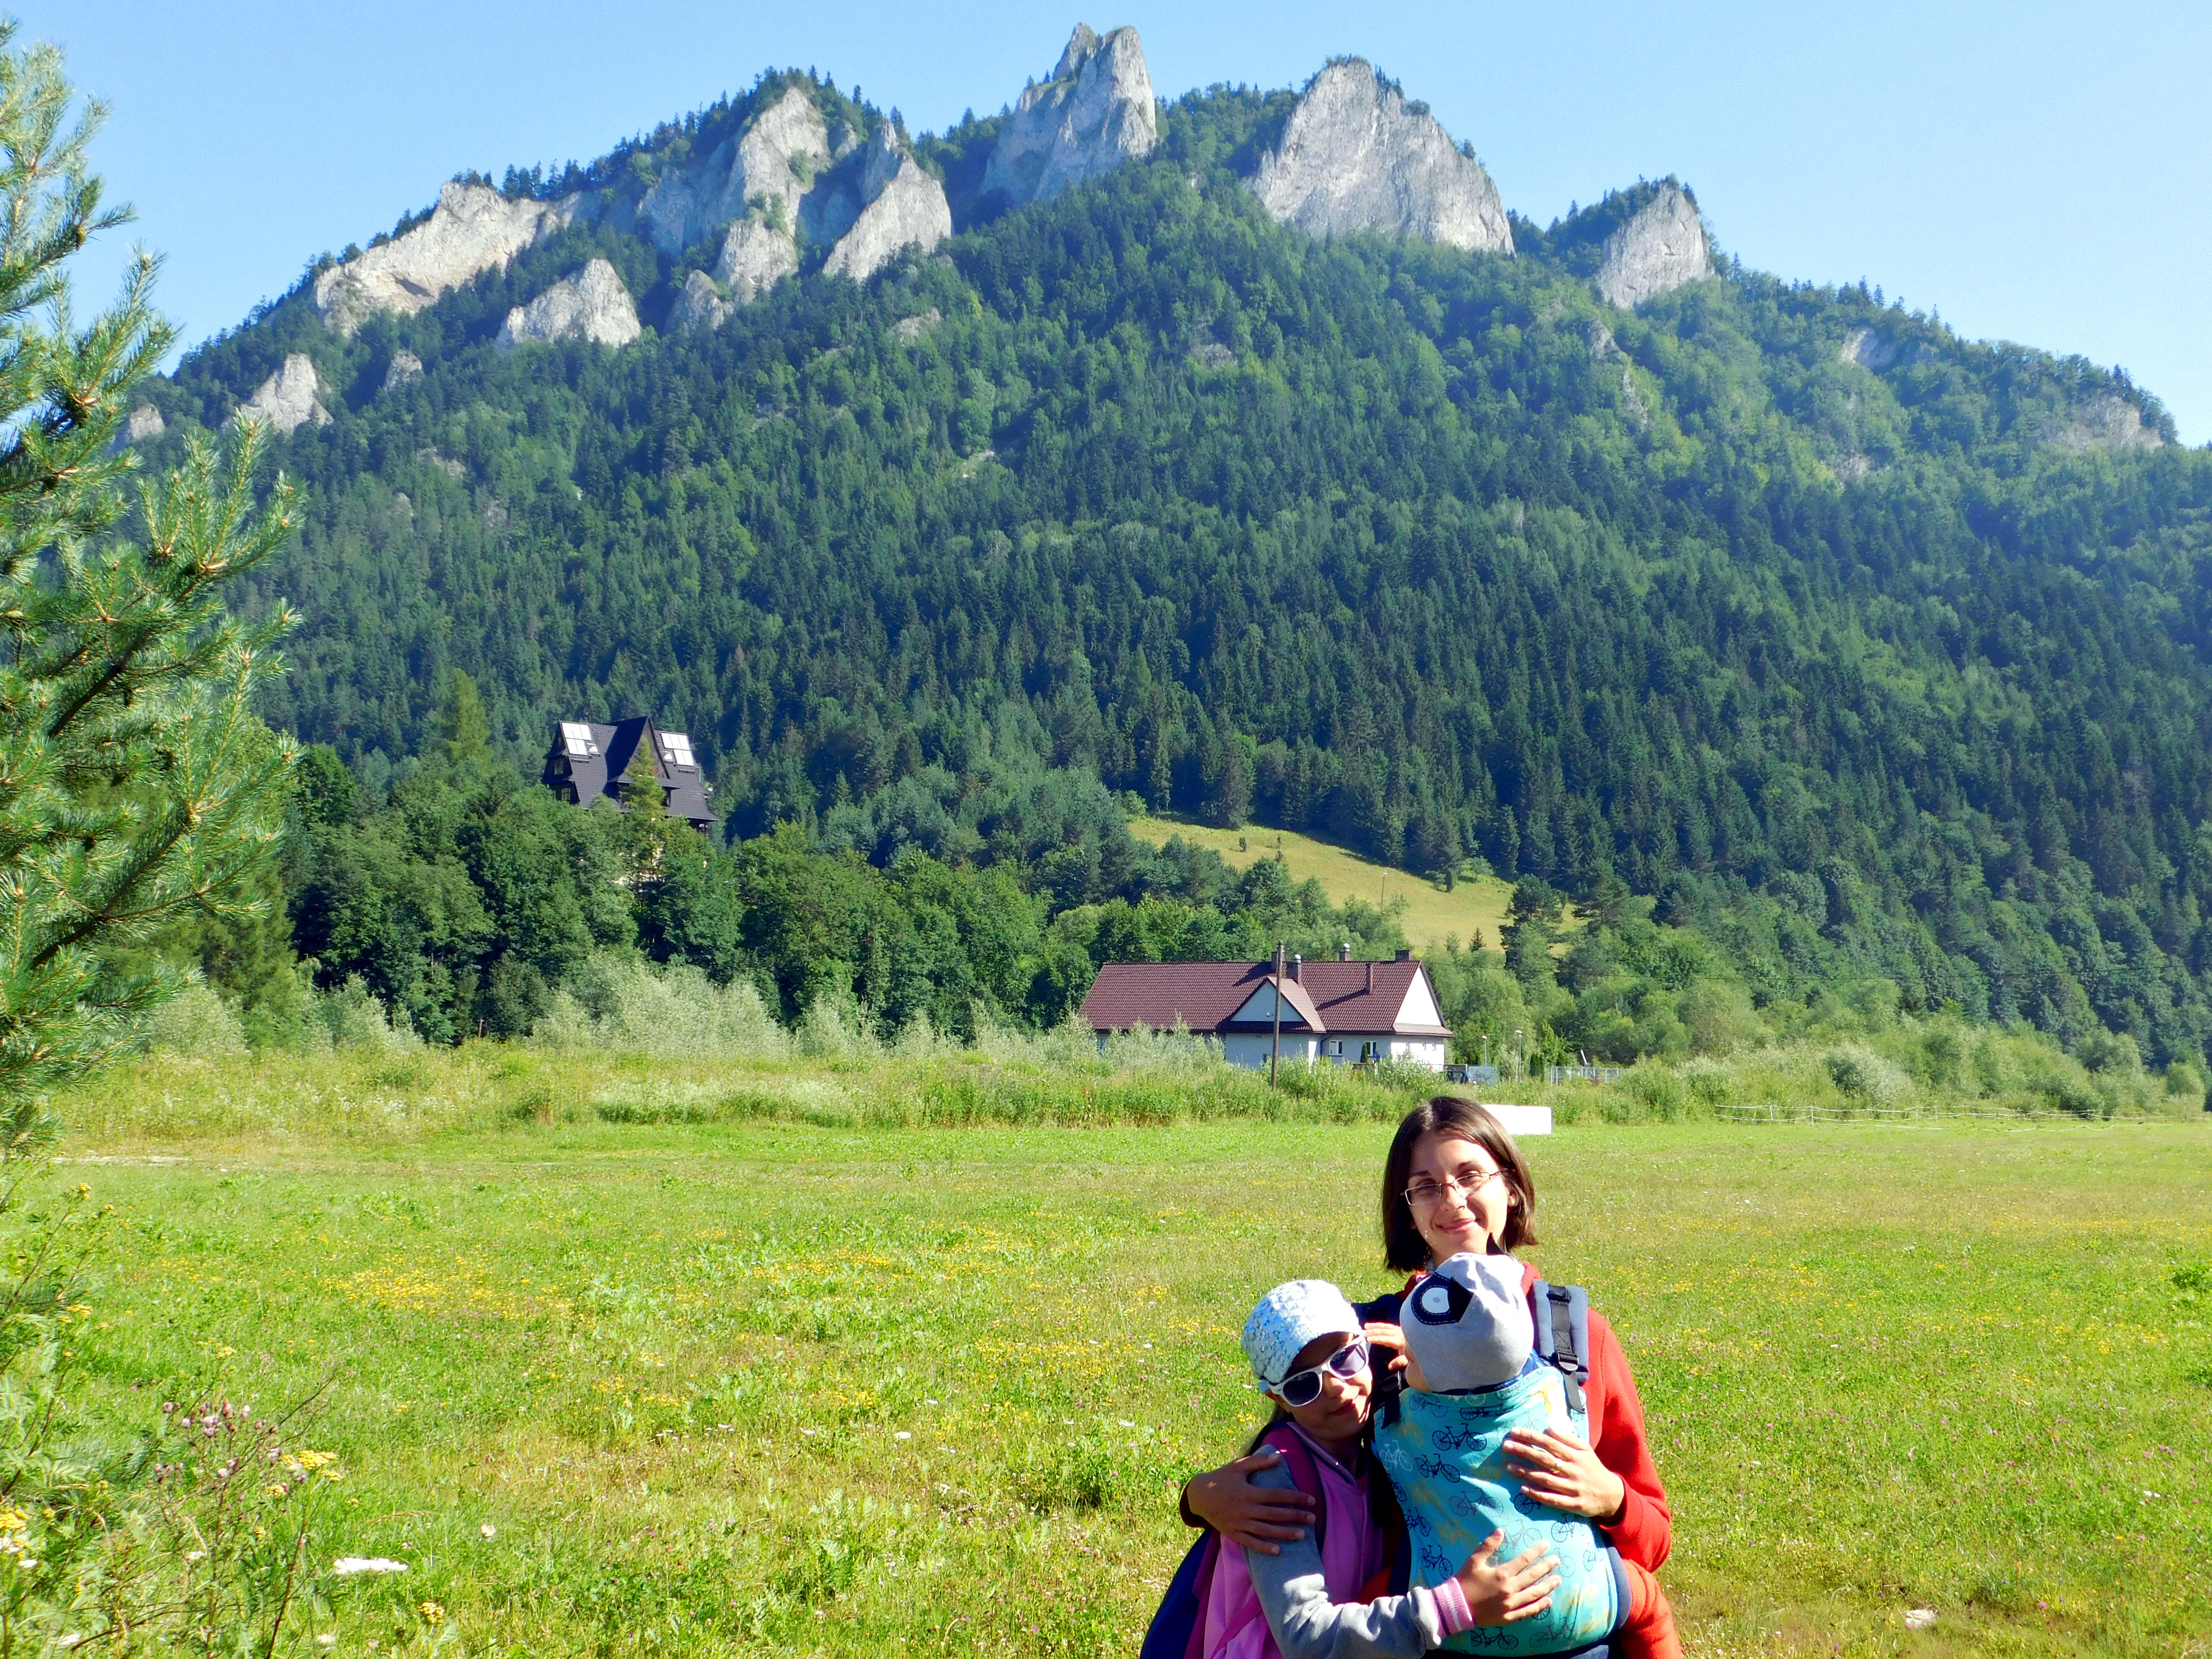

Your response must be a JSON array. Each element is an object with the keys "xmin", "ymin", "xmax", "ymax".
[
  {"xmin": 1273, "ymin": 1336, "xmax": 1370, "ymax": 1408},
  {"xmin": 1404, "ymin": 1166, "xmax": 1505, "ymax": 1210}
]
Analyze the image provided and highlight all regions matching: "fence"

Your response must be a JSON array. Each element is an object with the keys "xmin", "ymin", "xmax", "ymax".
[
  {"xmin": 1545, "ymin": 1065, "xmax": 1627, "ymax": 1086},
  {"xmin": 1716, "ymin": 1101, "xmax": 2089, "ymax": 1126}
]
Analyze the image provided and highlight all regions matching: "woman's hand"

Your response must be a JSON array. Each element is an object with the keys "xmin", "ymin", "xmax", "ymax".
[
  {"xmin": 1452, "ymin": 1531, "xmax": 1559, "ymax": 1624},
  {"xmin": 1503, "ymin": 1425, "xmax": 1628, "ymax": 1521},
  {"xmin": 1181, "ymin": 1450, "xmax": 1316, "ymax": 1554}
]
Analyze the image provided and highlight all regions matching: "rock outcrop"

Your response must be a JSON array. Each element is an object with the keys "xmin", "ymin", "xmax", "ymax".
[
  {"xmin": 117, "ymin": 403, "xmax": 166, "ymax": 446},
  {"xmin": 893, "ymin": 307, "xmax": 942, "ymax": 343},
  {"xmin": 230, "ymin": 354, "xmax": 331, "ymax": 433},
  {"xmin": 314, "ymin": 183, "xmax": 588, "ymax": 335},
  {"xmin": 714, "ymin": 217, "xmax": 800, "ymax": 301},
  {"xmin": 670, "ymin": 270, "xmax": 734, "ymax": 333},
  {"xmin": 1592, "ymin": 182, "xmax": 1708, "ymax": 308},
  {"xmin": 983, "ymin": 24, "xmax": 1157, "ymax": 207},
  {"xmin": 383, "ymin": 351, "xmax": 423, "ymax": 390},
  {"xmin": 2049, "ymin": 394, "xmax": 2164, "ymax": 454},
  {"xmin": 497, "ymin": 259, "xmax": 642, "ymax": 349},
  {"xmin": 1839, "ymin": 329, "xmax": 1936, "ymax": 371},
  {"xmin": 638, "ymin": 86, "xmax": 838, "ymax": 256},
  {"xmin": 823, "ymin": 127, "xmax": 952, "ymax": 283},
  {"xmin": 1250, "ymin": 60, "xmax": 1511, "ymax": 252}
]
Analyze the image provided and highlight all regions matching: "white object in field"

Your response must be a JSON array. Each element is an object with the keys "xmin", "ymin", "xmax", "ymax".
[
  {"xmin": 1903, "ymin": 1609, "xmax": 1937, "ymax": 1631},
  {"xmin": 332, "ymin": 1557, "xmax": 408, "ymax": 1575},
  {"xmin": 1483, "ymin": 1104, "xmax": 1552, "ymax": 1138}
]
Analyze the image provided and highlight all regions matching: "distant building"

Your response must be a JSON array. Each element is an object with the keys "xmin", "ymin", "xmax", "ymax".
[
  {"xmin": 1079, "ymin": 949, "xmax": 1450, "ymax": 1071},
  {"xmin": 541, "ymin": 718, "xmax": 714, "ymax": 831}
]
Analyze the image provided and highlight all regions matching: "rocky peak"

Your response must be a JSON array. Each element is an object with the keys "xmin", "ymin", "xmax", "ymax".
[
  {"xmin": 638, "ymin": 85, "xmax": 833, "ymax": 257},
  {"xmin": 984, "ymin": 23, "xmax": 1158, "ymax": 208},
  {"xmin": 314, "ymin": 183, "xmax": 588, "ymax": 335},
  {"xmin": 496, "ymin": 259, "xmax": 642, "ymax": 349},
  {"xmin": 670, "ymin": 270, "xmax": 734, "ymax": 333},
  {"xmin": 823, "ymin": 129, "xmax": 952, "ymax": 283},
  {"xmin": 1592, "ymin": 182, "xmax": 1708, "ymax": 308},
  {"xmin": 1250, "ymin": 60, "xmax": 1511, "ymax": 253},
  {"xmin": 230, "ymin": 354, "xmax": 330, "ymax": 434},
  {"xmin": 382, "ymin": 351, "xmax": 423, "ymax": 391}
]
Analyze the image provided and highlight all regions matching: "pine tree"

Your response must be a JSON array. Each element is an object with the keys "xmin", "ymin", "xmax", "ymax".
[{"xmin": 0, "ymin": 27, "xmax": 299, "ymax": 1130}]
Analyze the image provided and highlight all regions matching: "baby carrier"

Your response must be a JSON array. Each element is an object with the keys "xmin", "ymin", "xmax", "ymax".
[{"xmin": 1372, "ymin": 1280, "xmax": 1629, "ymax": 1656}]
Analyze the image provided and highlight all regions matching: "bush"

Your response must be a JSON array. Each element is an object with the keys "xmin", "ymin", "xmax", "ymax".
[
  {"xmin": 144, "ymin": 983, "xmax": 248, "ymax": 1059},
  {"xmin": 311, "ymin": 974, "xmax": 419, "ymax": 1052},
  {"xmin": 1623, "ymin": 1063, "xmax": 1688, "ymax": 1121},
  {"xmin": 535, "ymin": 954, "xmax": 789, "ymax": 1058},
  {"xmin": 2163, "ymin": 1060, "xmax": 2206, "ymax": 1110},
  {"xmin": 1824, "ymin": 1045, "xmax": 1911, "ymax": 1106}
]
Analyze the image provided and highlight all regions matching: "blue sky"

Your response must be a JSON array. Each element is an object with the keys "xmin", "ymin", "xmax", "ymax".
[{"xmin": 51, "ymin": 0, "xmax": 2212, "ymax": 440}]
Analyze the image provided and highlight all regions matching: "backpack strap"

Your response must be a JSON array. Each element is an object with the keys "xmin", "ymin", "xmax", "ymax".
[
  {"xmin": 1260, "ymin": 1422, "xmax": 1330, "ymax": 1551},
  {"xmin": 1530, "ymin": 1279, "xmax": 1592, "ymax": 1416}
]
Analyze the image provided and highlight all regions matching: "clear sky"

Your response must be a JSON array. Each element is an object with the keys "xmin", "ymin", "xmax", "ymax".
[{"xmin": 50, "ymin": 0, "xmax": 2212, "ymax": 441}]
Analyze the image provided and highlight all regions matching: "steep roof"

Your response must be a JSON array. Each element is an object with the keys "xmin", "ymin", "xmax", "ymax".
[
  {"xmin": 1080, "ymin": 958, "xmax": 1448, "ymax": 1037},
  {"xmin": 542, "ymin": 717, "xmax": 714, "ymax": 830}
]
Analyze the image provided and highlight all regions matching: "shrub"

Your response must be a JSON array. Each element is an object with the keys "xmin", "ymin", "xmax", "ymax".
[
  {"xmin": 1824, "ymin": 1045, "xmax": 1911, "ymax": 1106},
  {"xmin": 536, "ymin": 954, "xmax": 789, "ymax": 1058},
  {"xmin": 144, "ymin": 982, "xmax": 248, "ymax": 1059}
]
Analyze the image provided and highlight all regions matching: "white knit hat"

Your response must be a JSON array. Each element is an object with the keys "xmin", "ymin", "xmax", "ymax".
[
  {"xmin": 1401, "ymin": 1252, "xmax": 1533, "ymax": 1391},
  {"xmin": 1241, "ymin": 1279, "xmax": 1363, "ymax": 1390}
]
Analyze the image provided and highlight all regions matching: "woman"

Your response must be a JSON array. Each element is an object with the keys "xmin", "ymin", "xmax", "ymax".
[{"xmin": 1180, "ymin": 1097, "xmax": 1671, "ymax": 1589}]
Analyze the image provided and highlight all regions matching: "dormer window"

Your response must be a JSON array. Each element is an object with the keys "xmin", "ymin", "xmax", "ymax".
[
  {"xmin": 658, "ymin": 731, "xmax": 696, "ymax": 768},
  {"xmin": 560, "ymin": 721, "xmax": 600, "ymax": 758}
]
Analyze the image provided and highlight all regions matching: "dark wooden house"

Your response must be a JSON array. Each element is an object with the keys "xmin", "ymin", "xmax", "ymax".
[{"xmin": 541, "ymin": 719, "xmax": 714, "ymax": 831}]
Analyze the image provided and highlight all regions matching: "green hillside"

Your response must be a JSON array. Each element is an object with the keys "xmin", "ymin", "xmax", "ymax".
[{"xmin": 126, "ymin": 73, "xmax": 2212, "ymax": 1066}]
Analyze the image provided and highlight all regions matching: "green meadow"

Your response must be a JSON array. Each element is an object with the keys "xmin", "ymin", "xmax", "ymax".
[{"xmin": 44, "ymin": 1048, "xmax": 2212, "ymax": 1657}]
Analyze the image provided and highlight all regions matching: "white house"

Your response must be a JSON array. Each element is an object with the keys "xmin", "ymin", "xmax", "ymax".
[{"xmin": 1079, "ymin": 949, "xmax": 1451, "ymax": 1072}]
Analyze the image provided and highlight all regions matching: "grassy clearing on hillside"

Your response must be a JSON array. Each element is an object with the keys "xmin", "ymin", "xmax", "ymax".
[
  {"xmin": 1125, "ymin": 817, "xmax": 1529, "ymax": 954},
  {"xmin": 43, "ymin": 1047, "xmax": 2212, "ymax": 1658}
]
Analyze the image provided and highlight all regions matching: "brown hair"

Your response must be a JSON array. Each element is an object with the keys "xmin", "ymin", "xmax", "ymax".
[{"xmin": 1380, "ymin": 1097, "xmax": 1538, "ymax": 1272}]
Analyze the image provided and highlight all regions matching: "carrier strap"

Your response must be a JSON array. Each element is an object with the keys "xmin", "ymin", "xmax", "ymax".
[{"xmin": 1531, "ymin": 1279, "xmax": 1591, "ymax": 1415}]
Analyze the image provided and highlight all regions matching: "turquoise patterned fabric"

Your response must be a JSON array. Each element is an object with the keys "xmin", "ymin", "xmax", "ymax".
[{"xmin": 1372, "ymin": 1363, "xmax": 1622, "ymax": 1655}]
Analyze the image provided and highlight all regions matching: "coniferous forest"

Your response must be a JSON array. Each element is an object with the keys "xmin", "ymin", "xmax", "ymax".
[{"xmin": 121, "ymin": 75, "xmax": 2212, "ymax": 1076}]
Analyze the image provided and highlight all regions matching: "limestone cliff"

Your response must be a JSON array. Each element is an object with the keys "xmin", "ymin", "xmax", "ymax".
[
  {"xmin": 984, "ymin": 24, "xmax": 1157, "ymax": 207},
  {"xmin": 670, "ymin": 270, "xmax": 734, "ymax": 333},
  {"xmin": 714, "ymin": 217, "xmax": 800, "ymax": 301},
  {"xmin": 1250, "ymin": 60, "xmax": 1511, "ymax": 252},
  {"xmin": 2049, "ymin": 394, "xmax": 2164, "ymax": 454},
  {"xmin": 314, "ymin": 183, "xmax": 588, "ymax": 335},
  {"xmin": 824, "ymin": 128, "xmax": 952, "ymax": 283},
  {"xmin": 383, "ymin": 351, "xmax": 423, "ymax": 390},
  {"xmin": 118, "ymin": 403, "xmax": 166, "ymax": 446},
  {"xmin": 496, "ymin": 259, "xmax": 642, "ymax": 349},
  {"xmin": 1592, "ymin": 182, "xmax": 1708, "ymax": 308},
  {"xmin": 638, "ymin": 86, "xmax": 836, "ymax": 256},
  {"xmin": 230, "ymin": 354, "xmax": 330, "ymax": 433}
]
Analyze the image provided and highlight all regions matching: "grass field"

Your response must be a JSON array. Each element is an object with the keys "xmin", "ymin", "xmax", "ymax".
[
  {"xmin": 1124, "ymin": 817, "xmax": 1526, "ymax": 954},
  {"xmin": 43, "ymin": 1046, "xmax": 2212, "ymax": 1658}
]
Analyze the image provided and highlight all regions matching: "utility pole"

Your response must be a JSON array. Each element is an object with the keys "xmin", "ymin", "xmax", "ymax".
[{"xmin": 1270, "ymin": 940, "xmax": 1285, "ymax": 1087}]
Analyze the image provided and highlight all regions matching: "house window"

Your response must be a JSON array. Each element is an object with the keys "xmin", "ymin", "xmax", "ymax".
[
  {"xmin": 560, "ymin": 721, "xmax": 598, "ymax": 758},
  {"xmin": 659, "ymin": 732, "xmax": 696, "ymax": 767}
]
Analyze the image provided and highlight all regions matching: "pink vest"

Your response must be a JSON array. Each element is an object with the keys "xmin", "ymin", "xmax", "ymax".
[{"xmin": 1199, "ymin": 1426, "xmax": 1393, "ymax": 1659}]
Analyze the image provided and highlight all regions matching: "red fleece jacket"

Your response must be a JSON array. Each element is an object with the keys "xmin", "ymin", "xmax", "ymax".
[{"xmin": 1360, "ymin": 1263, "xmax": 1672, "ymax": 1573}]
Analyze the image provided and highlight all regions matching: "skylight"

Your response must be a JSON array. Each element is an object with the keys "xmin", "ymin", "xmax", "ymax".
[
  {"xmin": 560, "ymin": 721, "xmax": 597, "ymax": 757},
  {"xmin": 659, "ymin": 732, "xmax": 696, "ymax": 767}
]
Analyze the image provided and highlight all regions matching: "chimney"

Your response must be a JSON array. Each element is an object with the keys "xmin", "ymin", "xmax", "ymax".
[
  {"xmin": 1289, "ymin": 954, "xmax": 1302, "ymax": 982},
  {"xmin": 1366, "ymin": 961, "xmax": 1374, "ymax": 993},
  {"xmin": 1395, "ymin": 948, "xmax": 1412, "ymax": 962},
  {"xmin": 1338, "ymin": 942, "xmax": 1352, "ymax": 962}
]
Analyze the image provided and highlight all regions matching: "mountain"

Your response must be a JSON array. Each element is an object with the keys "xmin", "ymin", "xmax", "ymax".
[{"xmin": 121, "ymin": 25, "xmax": 2212, "ymax": 1065}]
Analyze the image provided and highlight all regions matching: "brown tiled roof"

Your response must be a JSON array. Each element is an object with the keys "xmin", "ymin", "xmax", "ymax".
[{"xmin": 1080, "ymin": 959, "xmax": 1448, "ymax": 1037}]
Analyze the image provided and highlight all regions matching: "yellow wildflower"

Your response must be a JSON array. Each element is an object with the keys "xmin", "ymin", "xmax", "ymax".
[{"xmin": 419, "ymin": 1600, "xmax": 445, "ymax": 1624}]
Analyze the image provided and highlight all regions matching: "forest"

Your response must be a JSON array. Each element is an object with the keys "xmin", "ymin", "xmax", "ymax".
[{"xmin": 123, "ymin": 74, "xmax": 2212, "ymax": 1071}]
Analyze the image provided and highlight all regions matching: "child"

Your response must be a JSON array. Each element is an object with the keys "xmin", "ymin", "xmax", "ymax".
[
  {"xmin": 1375, "ymin": 1253, "xmax": 1681, "ymax": 1659},
  {"xmin": 1191, "ymin": 1279, "xmax": 1555, "ymax": 1659}
]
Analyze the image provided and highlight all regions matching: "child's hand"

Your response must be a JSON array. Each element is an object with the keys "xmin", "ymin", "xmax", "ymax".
[
  {"xmin": 1182, "ymin": 1449, "xmax": 1317, "ymax": 1554},
  {"xmin": 1453, "ymin": 1531, "xmax": 1559, "ymax": 1624},
  {"xmin": 1504, "ymin": 1425, "xmax": 1629, "ymax": 1521}
]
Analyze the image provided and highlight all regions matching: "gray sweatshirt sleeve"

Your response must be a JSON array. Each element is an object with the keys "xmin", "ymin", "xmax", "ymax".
[{"xmin": 1240, "ymin": 1460, "xmax": 1455, "ymax": 1659}]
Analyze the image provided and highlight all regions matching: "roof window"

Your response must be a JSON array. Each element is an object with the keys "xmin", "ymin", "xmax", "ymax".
[
  {"xmin": 658, "ymin": 732, "xmax": 696, "ymax": 767},
  {"xmin": 560, "ymin": 721, "xmax": 599, "ymax": 758}
]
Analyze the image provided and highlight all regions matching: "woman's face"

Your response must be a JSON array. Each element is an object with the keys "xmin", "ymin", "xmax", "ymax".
[{"xmin": 1406, "ymin": 1129, "xmax": 1512, "ymax": 1263}]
